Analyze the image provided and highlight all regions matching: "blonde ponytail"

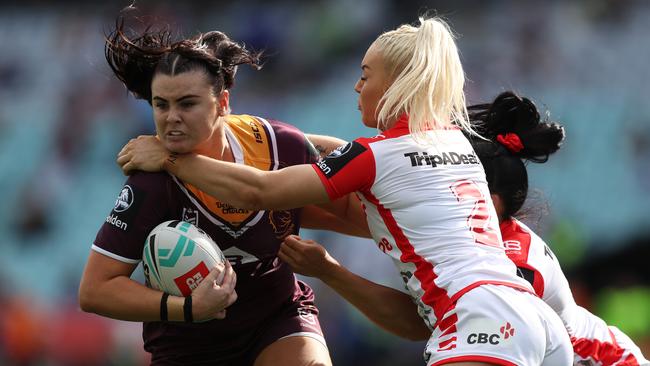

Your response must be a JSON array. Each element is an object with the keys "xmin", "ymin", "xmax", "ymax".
[{"xmin": 374, "ymin": 17, "xmax": 473, "ymax": 138}]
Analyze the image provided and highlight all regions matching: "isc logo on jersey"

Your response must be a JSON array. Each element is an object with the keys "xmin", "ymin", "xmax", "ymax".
[{"xmin": 142, "ymin": 220, "xmax": 226, "ymax": 296}]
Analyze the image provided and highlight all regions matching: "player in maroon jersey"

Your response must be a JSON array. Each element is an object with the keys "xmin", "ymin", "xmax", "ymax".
[
  {"xmin": 78, "ymin": 14, "xmax": 364, "ymax": 366},
  {"xmin": 117, "ymin": 17, "xmax": 574, "ymax": 365},
  {"xmin": 278, "ymin": 92, "xmax": 649, "ymax": 366}
]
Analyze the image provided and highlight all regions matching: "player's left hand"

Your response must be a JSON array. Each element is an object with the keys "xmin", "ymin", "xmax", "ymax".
[
  {"xmin": 278, "ymin": 235, "xmax": 340, "ymax": 279},
  {"xmin": 117, "ymin": 135, "xmax": 169, "ymax": 175},
  {"xmin": 191, "ymin": 260, "xmax": 238, "ymax": 322}
]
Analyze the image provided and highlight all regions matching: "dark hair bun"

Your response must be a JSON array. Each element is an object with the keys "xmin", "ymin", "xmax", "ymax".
[
  {"xmin": 469, "ymin": 91, "xmax": 565, "ymax": 163},
  {"xmin": 198, "ymin": 31, "xmax": 261, "ymax": 90}
]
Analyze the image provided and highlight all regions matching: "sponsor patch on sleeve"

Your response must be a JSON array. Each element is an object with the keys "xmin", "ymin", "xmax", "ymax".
[
  {"xmin": 315, "ymin": 141, "xmax": 367, "ymax": 178},
  {"xmin": 106, "ymin": 184, "xmax": 146, "ymax": 232}
]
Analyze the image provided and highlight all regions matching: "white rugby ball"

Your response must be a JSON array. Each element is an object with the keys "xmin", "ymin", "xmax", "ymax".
[{"xmin": 142, "ymin": 220, "xmax": 226, "ymax": 296}]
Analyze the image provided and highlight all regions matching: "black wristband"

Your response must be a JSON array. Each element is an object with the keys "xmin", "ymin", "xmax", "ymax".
[
  {"xmin": 183, "ymin": 296, "xmax": 193, "ymax": 323},
  {"xmin": 160, "ymin": 293, "xmax": 169, "ymax": 322}
]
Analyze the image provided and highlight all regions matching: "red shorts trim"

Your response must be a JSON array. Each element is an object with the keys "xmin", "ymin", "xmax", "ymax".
[
  {"xmin": 432, "ymin": 281, "xmax": 535, "ymax": 330},
  {"xmin": 449, "ymin": 280, "xmax": 535, "ymax": 305}
]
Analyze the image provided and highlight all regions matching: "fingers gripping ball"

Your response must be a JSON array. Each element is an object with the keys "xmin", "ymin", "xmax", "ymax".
[{"xmin": 142, "ymin": 220, "xmax": 227, "ymax": 296}]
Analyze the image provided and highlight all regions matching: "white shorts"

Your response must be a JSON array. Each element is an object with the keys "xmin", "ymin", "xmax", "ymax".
[{"xmin": 424, "ymin": 284, "xmax": 572, "ymax": 366}]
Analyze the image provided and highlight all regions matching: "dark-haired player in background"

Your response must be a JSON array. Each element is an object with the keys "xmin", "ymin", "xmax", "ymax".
[
  {"xmin": 279, "ymin": 92, "xmax": 650, "ymax": 366},
  {"xmin": 78, "ymin": 15, "xmax": 364, "ymax": 366}
]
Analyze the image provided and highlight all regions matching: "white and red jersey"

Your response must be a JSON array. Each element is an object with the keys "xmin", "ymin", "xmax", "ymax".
[
  {"xmin": 501, "ymin": 218, "xmax": 649, "ymax": 366},
  {"xmin": 312, "ymin": 116, "xmax": 533, "ymax": 329}
]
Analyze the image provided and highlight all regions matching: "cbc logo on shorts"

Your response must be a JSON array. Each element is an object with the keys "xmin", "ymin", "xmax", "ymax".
[{"xmin": 466, "ymin": 322, "xmax": 515, "ymax": 345}]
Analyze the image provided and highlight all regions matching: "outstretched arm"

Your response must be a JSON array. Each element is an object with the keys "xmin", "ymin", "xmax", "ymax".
[
  {"xmin": 166, "ymin": 153, "xmax": 329, "ymax": 210},
  {"xmin": 278, "ymin": 235, "xmax": 430, "ymax": 341},
  {"xmin": 117, "ymin": 136, "xmax": 330, "ymax": 210}
]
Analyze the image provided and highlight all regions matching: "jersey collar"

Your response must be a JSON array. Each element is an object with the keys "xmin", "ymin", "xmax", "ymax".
[
  {"xmin": 382, "ymin": 114, "xmax": 411, "ymax": 138},
  {"xmin": 382, "ymin": 114, "xmax": 459, "ymax": 138}
]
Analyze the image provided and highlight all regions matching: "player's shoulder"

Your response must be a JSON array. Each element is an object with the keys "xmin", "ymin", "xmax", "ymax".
[
  {"xmin": 356, "ymin": 132, "xmax": 388, "ymax": 147},
  {"xmin": 123, "ymin": 170, "xmax": 171, "ymax": 187},
  {"xmin": 501, "ymin": 218, "xmax": 534, "ymax": 262},
  {"xmin": 119, "ymin": 171, "xmax": 173, "ymax": 199},
  {"xmin": 510, "ymin": 219, "xmax": 548, "ymax": 248},
  {"xmin": 264, "ymin": 117, "xmax": 306, "ymax": 142},
  {"xmin": 228, "ymin": 114, "xmax": 305, "ymax": 143},
  {"xmin": 352, "ymin": 130, "xmax": 416, "ymax": 152},
  {"xmin": 501, "ymin": 218, "xmax": 533, "ymax": 238},
  {"xmin": 258, "ymin": 116, "xmax": 313, "ymax": 159}
]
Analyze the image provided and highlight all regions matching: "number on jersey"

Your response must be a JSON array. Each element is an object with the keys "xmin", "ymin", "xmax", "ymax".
[{"xmin": 450, "ymin": 180, "xmax": 501, "ymax": 248}]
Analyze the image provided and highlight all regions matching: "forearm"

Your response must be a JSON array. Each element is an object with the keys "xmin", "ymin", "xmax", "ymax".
[
  {"xmin": 320, "ymin": 265, "xmax": 430, "ymax": 340},
  {"xmin": 165, "ymin": 153, "xmax": 274, "ymax": 210},
  {"xmin": 80, "ymin": 275, "xmax": 185, "ymax": 322},
  {"xmin": 164, "ymin": 153, "xmax": 329, "ymax": 210}
]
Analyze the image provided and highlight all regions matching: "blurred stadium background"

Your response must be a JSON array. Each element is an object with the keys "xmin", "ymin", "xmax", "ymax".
[{"xmin": 0, "ymin": 0, "xmax": 648, "ymax": 365}]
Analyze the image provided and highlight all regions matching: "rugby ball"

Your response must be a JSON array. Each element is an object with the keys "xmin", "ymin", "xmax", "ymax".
[{"xmin": 142, "ymin": 220, "xmax": 226, "ymax": 296}]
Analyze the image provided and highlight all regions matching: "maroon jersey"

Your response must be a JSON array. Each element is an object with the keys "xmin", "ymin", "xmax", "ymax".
[{"xmin": 93, "ymin": 115, "xmax": 323, "ymax": 364}]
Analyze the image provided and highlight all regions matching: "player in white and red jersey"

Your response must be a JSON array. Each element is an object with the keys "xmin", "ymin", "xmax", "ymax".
[
  {"xmin": 472, "ymin": 93, "xmax": 648, "ymax": 366},
  {"xmin": 118, "ymin": 18, "xmax": 573, "ymax": 365},
  {"xmin": 278, "ymin": 91, "xmax": 649, "ymax": 366}
]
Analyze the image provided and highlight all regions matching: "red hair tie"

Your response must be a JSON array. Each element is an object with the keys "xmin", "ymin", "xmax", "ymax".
[{"xmin": 496, "ymin": 133, "xmax": 524, "ymax": 153}]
